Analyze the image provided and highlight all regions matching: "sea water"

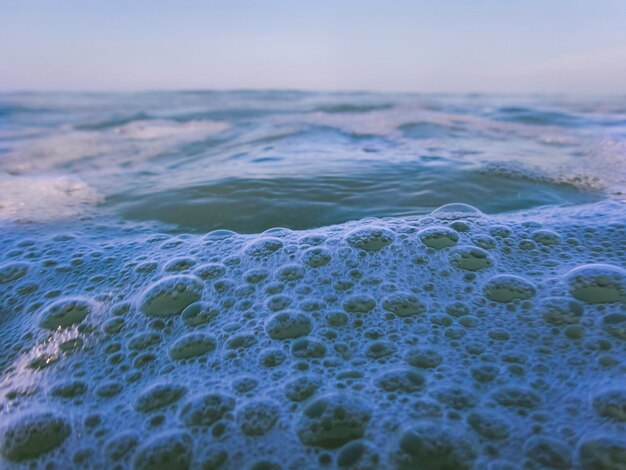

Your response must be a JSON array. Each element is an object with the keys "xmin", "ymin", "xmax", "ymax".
[{"xmin": 0, "ymin": 91, "xmax": 624, "ymax": 469}]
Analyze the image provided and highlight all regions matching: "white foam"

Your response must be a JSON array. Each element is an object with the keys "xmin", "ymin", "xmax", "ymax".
[
  {"xmin": 1, "ymin": 119, "xmax": 230, "ymax": 174},
  {"xmin": 0, "ymin": 174, "xmax": 102, "ymax": 222}
]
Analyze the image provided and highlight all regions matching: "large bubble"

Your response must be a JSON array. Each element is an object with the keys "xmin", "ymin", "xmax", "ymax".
[
  {"xmin": 138, "ymin": 275, "xmax": 203, "ymax": 316},
  {"xmin": 0, "ymin": 412, "xmax": 71, "ymax": 462},
  {"xmin": 296, "ymin": 394, "xmax": 371, "ymax": 448},
  {"xmin": 565, "ymin": 264, "xmax": 626, "ymax": 303}
]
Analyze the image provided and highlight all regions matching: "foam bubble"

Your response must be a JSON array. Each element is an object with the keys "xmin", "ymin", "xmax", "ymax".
[
  {"xmin": 244, "ymin": 238, "xmax": 284, "ymax": 258},
  {"xmin": 39, "ymin": 297, "xmax": 94, "ymax": 330},
  {"xmin": 492, "ymin": 386, "xmax": 542, "ymax": 409},
  {"xmin": 138, "ymin": 275, "xmax": 203, "ymax": 316},
  {"xmin": 541, "ymin": 296, "xmax": 584, "ymax": 325},
  {"xmin": 467, "ymin": 411, "xmax": 510, "ymax": 440},
  {"xmin": 593, "ymin": 389, "xmax": 626, "ymax": 421},
  {"xmin": 134, "ymin": 383, "xmax": 187, "ymax": 413},
  {"xmin": 297, "ymin": 394, "xmax": 371, "ymax": 449},
  {"xmin": 389, "ymin": 422, "xmax": 476, "ymax": 469},
  {"xmin": 133, "ymin": 431, "xmax": 193, "ymax": 470},
  {"xmin": 381, "ymin": 292, "xmax": 425, "ymax": 317},
  {"xmin": 265, "ymin": 311, "xmax": 313, "ymax": 339},
  {"xmin": 337, "ymin": 440, "xmax": 381, "ymax": 469},
  {"xmin": 602, "ymin": 313, "xmax": 626, "ymax": 340},
  {"xmin": 284, "ymin": 375, "xmax": 322, "ymax": 402},
  {"xmin": 345, "ymin": 227, "xmax": 395, "ymax": 252},
  {"xmin": 577, "ymin": 435, "xmax": 626, "ymax": 469},
  {"xmin": 375, "ymin": 367, "xmax": 425, "ymax": 393},
  {"xmin": 450, "ymin": 245, "xmax": 494, "ymax": 271},
  {"xmin": 237, "ymin": 400, "xmax": 280, "ymax": 436},
  {"xmin": 431, "ymin": 203, "xmax": 484, "ymax": 219},
  {"xmin": 169, "ymin": 332, "xmax": 217, "ymax": 360},
  {"xmin": 0, "ymin": 262, "xmax": 29, "ymax": 283},
  {"xmin": 523, "ymin": 436, "xmax": 572, "ymax": 469},
  {"xmin": 418, "ymin": 226, "xmax": 459, "ymax": 249},
  {"xmin": 104, "ymin": 431, "xmax": 140, "ymax": 462},
  {"xmin": 179, "ymin": 393, "xmax": 235, "ymax": 427},
  {"xmin": 0, "ymin": 411, "xmax": 71, "ymax": 462},
  {"xmin": 301, "ymin": 247, "xmax": 332, "ymax": 267},
  {"xmin": 565, "ymin": 263, "xmax": 626, "ymax": 303},
  {"xmin": 483, "ymin": 274, "xmax": 536, "ymax": 302},
  {"xmin": 342, "ymin": 294, "xmax": 377, "ymax": 313}
]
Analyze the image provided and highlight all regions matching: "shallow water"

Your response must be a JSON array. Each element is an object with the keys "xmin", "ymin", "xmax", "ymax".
[{"xmin": 0, "ymin": 92, "xmax": 625, "ymax": 469}]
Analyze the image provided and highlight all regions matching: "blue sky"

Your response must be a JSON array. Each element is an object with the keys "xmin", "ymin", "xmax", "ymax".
[{"xmin": 2, "ymin": 0, "xmax": 626, "ymax": 93}]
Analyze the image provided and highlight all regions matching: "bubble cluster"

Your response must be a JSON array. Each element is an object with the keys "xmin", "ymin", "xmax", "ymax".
[{"xmin": 0, "ymin": 202, "xmax": 624, "ymax": 468}]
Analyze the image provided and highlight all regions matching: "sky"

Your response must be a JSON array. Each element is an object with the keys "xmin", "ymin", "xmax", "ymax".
[{"xmin": 2, "ymin": 0, "xmax": 626, "ymax": 93}]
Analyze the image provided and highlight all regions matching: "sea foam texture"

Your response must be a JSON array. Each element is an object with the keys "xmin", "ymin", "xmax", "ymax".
[{"xmin": 0, "ymin": 202, "xmax": 624, "ymax": 469}]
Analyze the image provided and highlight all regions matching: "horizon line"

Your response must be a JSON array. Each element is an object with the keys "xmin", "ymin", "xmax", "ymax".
[{"xmin": 1, "ymin": 87, "xmax": 625, "ymax": 98}]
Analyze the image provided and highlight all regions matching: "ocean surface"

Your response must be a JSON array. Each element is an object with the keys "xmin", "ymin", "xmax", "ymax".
[{"xmin": 0, "ymin": 91, "xmax": 625, "ymax": 469}]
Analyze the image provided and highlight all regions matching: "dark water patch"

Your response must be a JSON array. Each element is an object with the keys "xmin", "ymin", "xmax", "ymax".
[
  {"xmin": 108, "ymin": 163, "xmax": 602, "ymax": 233},
  {"xmin": 399, "ymin": 122, "xmax": 465, "ymax": 140},
  {"xmin": 488, "ymin": 106, "xmax": 585, "ymax": 127},
  {"xmin": 0, "ymin": 103, "xmax": 52, "ymax": 117},
  {"xmin": 314, "ymin": 103, "xmax": 393, "ymax": 114},
  {"xmin": 170, "ymin": 107, "xmax": 294, "ymax": 123},
  {"xmin": 74, "ymin": 112, "xmax": 155, "ymax": 130}
]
